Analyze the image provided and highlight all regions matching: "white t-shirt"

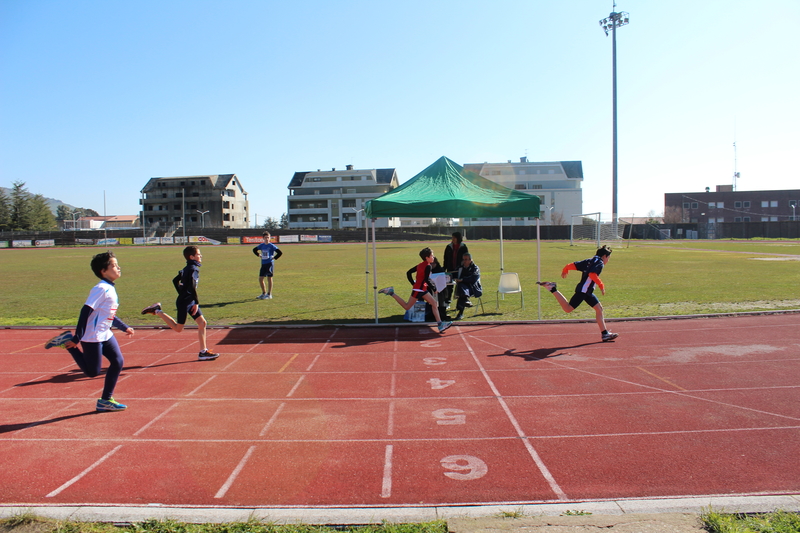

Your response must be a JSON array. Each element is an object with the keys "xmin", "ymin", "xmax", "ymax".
[{"xmin": 81, "ymin": 280, "xmax": 119, "ymax": 343}]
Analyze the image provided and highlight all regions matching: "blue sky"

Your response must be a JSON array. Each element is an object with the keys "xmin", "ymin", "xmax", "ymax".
[{"xmin": 1, "ymin": 0, "xmax": 798, "ymax": 223}]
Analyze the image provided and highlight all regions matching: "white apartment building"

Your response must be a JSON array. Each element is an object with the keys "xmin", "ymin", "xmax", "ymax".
[
  {"xmin": 287, "ymin": 165, "xmax": 400, "ymax": 229},
  {"xmin": 463, "ymin": 157, "xmax": 584, "ymax": 225}
]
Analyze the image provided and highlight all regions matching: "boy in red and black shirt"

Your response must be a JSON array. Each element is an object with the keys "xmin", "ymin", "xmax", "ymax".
[
  {"xmin": 538, "ymin": 245, "xmax": 619, "ymax": 342},
  {"xmin": 379, "ymin": 247, "xmax": 453, "ymax": 334}
]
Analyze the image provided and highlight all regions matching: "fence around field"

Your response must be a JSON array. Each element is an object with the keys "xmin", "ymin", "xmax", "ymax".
[{"xmin": 1, "ymin": 221, "xmax": 800, "ymax": 248}]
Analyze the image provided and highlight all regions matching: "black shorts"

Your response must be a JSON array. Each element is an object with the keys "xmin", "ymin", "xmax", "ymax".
[
  {"xmin": 176, "ymin": 299, "xmax": 202, "ymax": 325},
  {"xmin": 569, "ymin": 291, "xmax": 600, "ymax": 310},
  {"xmin": 412, "ymin": 289, "xmax": 432, "ymax": 301},
  {"xmin": 259, "ymin": 262, "xmax": 274, "ymax": 277}
]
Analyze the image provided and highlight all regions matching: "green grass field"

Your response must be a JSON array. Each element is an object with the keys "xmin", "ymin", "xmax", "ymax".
[{"xmin": 1, "ymin": 239, "xmax": 799, "ymax": 327}]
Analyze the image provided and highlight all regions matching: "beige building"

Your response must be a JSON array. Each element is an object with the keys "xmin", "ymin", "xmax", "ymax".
[
  {"xmin": 464, "ymin": 157, "xmax": 584, "ymax": 225},
  {"xmin": 140, "ymin": 174, "xmax": 249, "ymax": 232},
  {"xmin": 287, "ymin": 165, "xmax": 399, "ymax": 229}
]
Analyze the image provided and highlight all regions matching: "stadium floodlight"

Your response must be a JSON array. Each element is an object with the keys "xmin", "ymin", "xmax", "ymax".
[{"xmin": 599, "ymin": 3, "xmax": 630, "ymax": 235}]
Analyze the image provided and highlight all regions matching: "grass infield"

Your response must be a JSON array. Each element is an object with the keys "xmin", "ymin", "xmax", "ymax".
[{"xmin": 1, "ymin": 239, "xmax": 798, "ymax": 327}]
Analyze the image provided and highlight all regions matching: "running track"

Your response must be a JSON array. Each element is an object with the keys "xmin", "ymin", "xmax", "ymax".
[{"xmin": 1, "ymin": 313, "xmax": 798, "ymax": 508}]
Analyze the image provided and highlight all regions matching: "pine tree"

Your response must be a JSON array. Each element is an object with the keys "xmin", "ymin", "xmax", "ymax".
[{"xmin": 0, "ymin": 188, "xmax": 10, "ymax": 231}]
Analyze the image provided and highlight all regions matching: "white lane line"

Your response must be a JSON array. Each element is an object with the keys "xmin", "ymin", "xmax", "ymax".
[
  {"xmin": 215, "ymin": 445, "xmax": 256, "ymax": 499},
  {"xmin": 259, "ymin": 403, "xmax": 286, "ymax": 437},
  {"xmin": 306, "ymin": 354, "xmax": 322, "ymax": 371},
  {"xmin": 387, "ymin": 401, "xmax": 395, "ymax": 436},
  {"xmin": 46, "ymin": 445, "xmax": 123, "ymax": 497},
  {"xmin": 459, "ymin": 331, "xmax": 568, "ymax": 501},
  {"xmin": 381, "ymin": 444, "xmax": 393, "ymax": 498},
  {"xmin": 186, "ymin": 375, "xmax": 216, "ymax": 396},
  {"xmin": 286, "ymin": 375, "xmax": 305, "ymax": 397},
  {"xmin": 221, "ymin": 354, "xmax": 245, "ymax": 371},
  {"xmin": 134, "ymin": 402, "xmax": 180, "ymax": 436}
]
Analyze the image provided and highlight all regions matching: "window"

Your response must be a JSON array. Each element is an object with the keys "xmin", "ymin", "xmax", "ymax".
[
  {"xmin": 771, "ymin": 201, "xmax": 778, "ymax": 207},
  {"xmin": 515, "ymin": 184, "xmax": 526, "ymax": 190},
  {"xmin": 734, "ymin": 201, "xmax": 742, "ymax": 208},
  {"xmin": 717, "ymin": 202, "xmax": 724, "ymax": 208},
  {"xmin": 683, "ymin": 202, "xmax": 690, "ymax": 208},
  {"xmin": 342, "ymin": 199, "xmax": 356, "ymax": 208},
  {"xmin": 709, "ymin": 202, "xmax": 716, "ymax": 208},
  {"xmin": 734, "ymin": 217, "xmax": 742, "ymax": 222},
  {"xmin": 691, "ymin": 202, "xmax": 698, "ymax": 209},
  {"xmin": 744, "ymin": 217, "xmax": 751, "ymax": 222},
  {"xmin": 173, "ymin": 204, "xmax": 180, "ymax": 210},
  {"xmin": 762, "ymin": 201, "xmax": 769, "ymax": 208},
  {"xmin": 744, "ymin": 201, "xmax": 750, "ymax": 208}
]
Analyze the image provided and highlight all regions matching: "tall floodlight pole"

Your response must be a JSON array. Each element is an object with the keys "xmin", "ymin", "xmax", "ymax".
[{"xmin": 599, "ymin": 3, "xmax": 629, "ymax": 236}]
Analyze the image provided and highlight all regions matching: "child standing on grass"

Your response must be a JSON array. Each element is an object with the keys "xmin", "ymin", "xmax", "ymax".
[
  {"xmin": 44, "ymin": 251, "xmax": 132, "ymax": 412},
  {"xmin": 378, "ymin": 247, "xmax": 453, "ymax": 334},
  {"xmin": 252, "ymin": 231, "xmax": 282, "ymax": 299},
  {"xmin": 538, "ymin": 245, "xmax": 619, "ymax": 342},
  {"xmin": 141, "ymin": 245, "xmax": 220, "ymax": 360}
]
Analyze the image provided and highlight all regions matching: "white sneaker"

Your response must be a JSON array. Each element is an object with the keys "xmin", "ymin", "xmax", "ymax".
[
  {"xmin": 256, "ymin": 294, "xmax": 267, "ymax": 300},
  {"xmin": 265, "ymin": 294, "xmax": 273, "ymax": 299}
]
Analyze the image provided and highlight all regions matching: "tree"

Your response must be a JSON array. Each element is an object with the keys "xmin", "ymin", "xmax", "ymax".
[
  {"xmin": 262, "ymin": 217, "xmax": 280, "ymax": 231},
  {"xmin": 663, "ymin": 205, "xmax": 683, "ymax": 224},
  {"xmin": 279, "ymin": 213, "xmax": 289, "ymax": 229},
  {"xmin": 0, "ymin": 188, "xmax": 10, "ymax": 231},
  {"xmin": 10, "ymin": 181, "xmax": 33, "ymax": 230},
  {"xmin": 29, "ymin": 194, "xmax": 57, "ymax": 230}
]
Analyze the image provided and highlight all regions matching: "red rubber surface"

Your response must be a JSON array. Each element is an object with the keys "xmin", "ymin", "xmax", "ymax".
[{"xmin": 1, "ymin": 314, "xmax": 798, "ymax": 507}]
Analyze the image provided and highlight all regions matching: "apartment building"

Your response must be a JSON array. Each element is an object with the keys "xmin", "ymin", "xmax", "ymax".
[
  {"xmin": 140, "ymin": 174, "xmax": 249, "ymax": 231},
  {"xmin": 664, "ymin": 186, "xmax": 800, "ymax": 223},
  {"xmin": 463, "ymin": 157, "xmax": 583, "ymax": 225},
  {"xmin": 287, "ymin": 165, "xmax": 399, "ymax": 229}
]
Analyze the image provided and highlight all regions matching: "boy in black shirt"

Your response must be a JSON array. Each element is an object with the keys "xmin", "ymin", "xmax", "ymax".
[
  {"xmin": 538, "ymin": 245, "xmax": 619, "ymax": 342},
  {"xmin": 141, "ymin": 246, "xmax": 221, "ymax": 360}
]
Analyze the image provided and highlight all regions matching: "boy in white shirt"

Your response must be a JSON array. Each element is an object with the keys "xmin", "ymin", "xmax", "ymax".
[{"xmin": 45, "ymin": 251, "xmax": 133, "ymax": 411}]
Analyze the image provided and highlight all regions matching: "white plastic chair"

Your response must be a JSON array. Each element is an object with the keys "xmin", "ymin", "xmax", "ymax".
[{"xmin": 496, "ymin": 272, "xmax": 524, "ymax": 311}]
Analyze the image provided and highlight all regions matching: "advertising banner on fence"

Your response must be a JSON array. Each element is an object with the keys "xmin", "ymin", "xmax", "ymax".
[
  {"xmin": 279, "ymin": 234, "xmax": 299, "ymax": 243},
  {"xmin": 12, "ymin": 240, "xmax": 32, "ymax": 247},
  {"xmin": 76, "ymin": 238, "xmax": 94, "ymax": 245},
  {"xmin": 0, "ymin": 241, "xmax": 8, "ymax": 248},
  {"xmin": 300, "ymin": 235, "xmax": 318, "ymax": 242},
  {"xmin": 318, "ymin": 235, "xmax": 332, "ymax": 242},
  {"xmin": 242, "ymin": 236, "xmax": 262, "ymax": 244},
  {"xmin": 227, "ymin": 237, "xmax": 241, "ymax": 244},
  {"xmin": 96, "ymin": 238, "xmax": 119, "ymax": 246},
  {"xmin": 190, "ymin": 236, "xmax": 221, "ymax": 245},
  {"xmin": 119, "ymin": 238, "xmax": 133, "ymax": 245},
  {"xmin": 161, "ymin": 237, "xmax": 174, "ymax": 244},
  {"xmin": 35, "ymin": 240, "xmax": 55, "ymax": 247}
]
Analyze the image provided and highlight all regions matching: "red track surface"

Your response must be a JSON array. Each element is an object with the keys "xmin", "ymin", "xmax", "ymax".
[{"xmin": 1, "ymin": 314, "xmax": 798, "ymax": 508}]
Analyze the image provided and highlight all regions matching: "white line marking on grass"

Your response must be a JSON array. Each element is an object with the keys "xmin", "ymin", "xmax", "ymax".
[
  {"xmin": 287, "ymin": 375, "xmax": 305, "ymax": 397},
  {"xmin": 381, "ymin": 444, "xmax": 393, "ymax": 498},
  {"xmin": 187, "ymin": 375, "xmax": 216, "ymax": 396},
  {"xmin": 387, "ymin": 401, "xmax": 395, "ymax": 436},
  {"xmin": 215, "ymin": 445, "xmax": 256, "ymax": 499},
  {"xmin": 134, "ymin": 402, "xmax": 179, "ymax": 436},
  {"xmin": 459, "ymin": 331, "xmax": 568, "ymax": 501},
  {"xmin": 47, "ymin": 445, "xmax": 122, "ymax": 497},
  {"xmin": 259, "ymin": 403, "xmax": 286, "ymax": 437}
]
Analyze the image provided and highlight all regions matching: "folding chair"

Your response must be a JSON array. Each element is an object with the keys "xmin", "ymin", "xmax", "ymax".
[{"xmin": 496, "ymin": 272, "xmax": 524, "ymax": 310}]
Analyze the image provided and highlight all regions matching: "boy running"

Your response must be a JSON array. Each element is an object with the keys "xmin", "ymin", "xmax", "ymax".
[
  {"xmin": 252, "ymin": 231, "xmax": 282, "ymax": 299},
  {"xmin": 45, "ymin": 251, "xmax": 132, "ymax": 411},
  {"xmin": 378, "ymin": 247, "xmax": 453, "ymax": 334},
  {"xmin": 141, "ymin": 245, "xmax": 220, "ymax": 360},
  {"xmin": 538, "ymin": 245, "xmax": 619, "ymax": 342}
]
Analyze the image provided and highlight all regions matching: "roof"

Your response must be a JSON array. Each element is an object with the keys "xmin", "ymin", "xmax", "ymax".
[
  {"xmin": 141, "ymin": 174, "xmax": 242, "ymax": 193},
  {"xmin": 365, "ymin": 156, "xmax": 540, "ymax": 218},
  {"xmin": 288, "ymin": 168, "xmax": 396, "ymax": 188}
]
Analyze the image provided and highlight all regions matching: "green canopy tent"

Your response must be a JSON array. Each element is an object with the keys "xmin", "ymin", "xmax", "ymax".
[{"xmin": 364, "ymin": 156, "xmax": 542, "ymax": 322}]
